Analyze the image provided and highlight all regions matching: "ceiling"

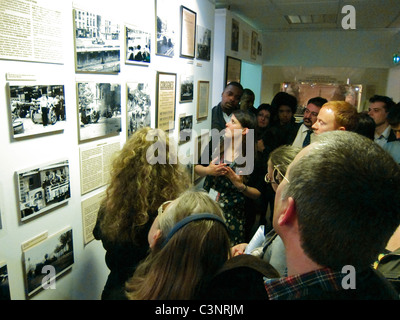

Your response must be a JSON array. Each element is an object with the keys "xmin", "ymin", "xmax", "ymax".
[{"xmin": 215, "ymin": 0, "xmax": 400, "ymax": 32}]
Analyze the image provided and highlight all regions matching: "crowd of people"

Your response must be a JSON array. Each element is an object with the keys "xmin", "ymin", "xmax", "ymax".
[{"xmin": 94, "ymin": 82, "xmax": 400, "ymax": 300}]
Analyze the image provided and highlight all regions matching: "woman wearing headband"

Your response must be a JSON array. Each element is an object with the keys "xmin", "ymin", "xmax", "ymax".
[{"xmin": 125, "ymin": 190, "xmax": 231, "ymax": 300}]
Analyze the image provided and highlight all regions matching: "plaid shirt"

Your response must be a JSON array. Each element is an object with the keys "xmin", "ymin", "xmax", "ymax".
[{"xmin": 264, "ymin": 267, "xmax": 345, "ymax": 300}]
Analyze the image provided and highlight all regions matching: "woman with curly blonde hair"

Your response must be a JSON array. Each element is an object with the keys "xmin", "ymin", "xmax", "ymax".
[{"xmin": 93, "ymin": 127, "xmax": 191, "ymax": 300}]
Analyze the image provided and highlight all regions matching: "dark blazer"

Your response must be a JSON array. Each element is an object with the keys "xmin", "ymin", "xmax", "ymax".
[{"xmin": 211, "ymin": 103, "xmax": 227, "ymax": 132}]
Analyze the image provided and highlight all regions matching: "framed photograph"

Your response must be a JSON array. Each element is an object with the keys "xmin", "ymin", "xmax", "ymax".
[
  {"xmin": 23, "ymin": 228, "xmax": 74, "ymax": 297},
  {"xmin": 251, "ymin": 31, "xmax": 258, "ymax": 60},
  {"xmin": 125, "ymin": 25, "xmax": 151, "ymax": 65},
  {"xmin": 73, "ymin": 8, "xmax": 120, "ymax": 73},
  {"xmin": 225, "ymin": 56, "xmax": 241, "ymax": 85},
  {"xmin": 16, "ymin": 159, "xmax": 70, "ymax": 222},
  {"xmin": 257, "ymin": 41, "xmax": 263, "ymax": 56},
  {"xmin": 156, "ymin": 0, "xmax": 176, "ymax": 57},
  {"xmin": 179, "ymin": 114, "xmax": 193, "ymax": 144},
  {"xmin": 231, "ymin": 19, "xmax": 239, "ymax": 52},
  {"xmin": 8, "ymin": 84, "xmax": 66, "ymax": 139},
  {"xmin": 180, "ymin": 74, "xmax": 194, "ymax": 102},
  {"xmin": 156, "ymin": 72, "xmax": 176, "ymax": 131},
  {"xmin": 0, "ymin": 263, "xmax": 10, "ymax": 300},
  {"xmin": 77, "ymin": 82, "xmax": 121, "ymax": 143},
  {"xmin": 197, "ymin": 80, "xmax": 209, "ymax": 121},
  {"xmin": 127, "ymin": 82, "xmax": 151, "ymax": 138},
  {"xmin": 180, "ymin": 6, "xmax": 196, "ymax": 59},
  {"xmin": 196, "ymin": 25, "xmax": 211, "ymax": 61}
]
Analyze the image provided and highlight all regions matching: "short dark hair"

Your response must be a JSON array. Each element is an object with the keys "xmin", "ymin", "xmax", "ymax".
[
  {"xmin": 355, "ymin": 112, "xmax": 375, "ymax": 140},
  {"xmin": 387, "ymin": 103, "xmax": 400, "ymax": 126},
  {"xmin": 271, "ymin": 92, "xmax": 298, "ymax": 114},
  {"xmin": 225, "ymin": 81, "xmax": 243, "ymax": 92},
  {"xmin": 307, "ymin": 97, "xmax": 328, "ymax": 108},
  {"xmin": 369, "ymin": 95, "xmax": 396, "ymax": 112}
]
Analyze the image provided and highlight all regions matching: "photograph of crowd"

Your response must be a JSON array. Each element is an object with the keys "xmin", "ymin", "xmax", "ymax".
[
  {"xmin": 125, "ymin": 25, "xmax": 151, "ymax": 64},
  {"xmin": 17, "ymin": 160, "xmax": 70, "ymax": 222},
  {"xmin": 127, "ymin": 82, "xmax": 151, "ymax": 137}
]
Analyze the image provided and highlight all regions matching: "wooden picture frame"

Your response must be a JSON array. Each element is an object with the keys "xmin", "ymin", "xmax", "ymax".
[
  {"xmin": 225, "ymin": 56, "xmax": 241, "ymax": 85},
  {"xmin": 180, "ymin": 6, "xmax": 196, "ymax": 59},
  {"xmin": 156, "ymin": 72, "xmax": 177, "ymax": 131},
  {"xmin": 251, "ymin": 31, "xmax": 258, "ymax": 60},
  {"xmin": 197, "ymin": 80, "xmax": 209, "ymax": 121}
]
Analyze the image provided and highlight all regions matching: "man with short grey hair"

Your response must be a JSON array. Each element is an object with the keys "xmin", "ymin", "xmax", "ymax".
[{"xmin": 265, "ymin": 130, "xmax": 400, "ymax": 300}]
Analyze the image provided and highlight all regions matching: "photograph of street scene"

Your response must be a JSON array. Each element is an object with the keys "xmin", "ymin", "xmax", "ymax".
[
  {"xmin": 9, "ymin": 85, "xmax": 66, "ymax": 139},
  {"xmin": 23, "ymin": 228, "xmax": 74, "ymax": 297},
  {"xmin": 17, "ymin": 160, "xmax": 70, "ymax": 222},
  {"xmin": 78, "ymin": 82, "xmax": 121, "ymax": 142},
  {"xmin": 74, "ymin": 9, "xmax": 120, "ymax": 73},
  {"xmin": 127, "ymin": 82, "xmax": 151, "ymax": 137},
  {"xmin": 125, "ymin": 25, "xmax": 151, "ymax": 65}
]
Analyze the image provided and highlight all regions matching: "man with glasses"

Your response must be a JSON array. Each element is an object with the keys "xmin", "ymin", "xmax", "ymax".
[
  {"xmin": 265, "ymin": 131, "xmax": 400, "ymax": 300},
  {"xmin": 292, "ymin": 97, "xmax": 327, "ymax": 148}
]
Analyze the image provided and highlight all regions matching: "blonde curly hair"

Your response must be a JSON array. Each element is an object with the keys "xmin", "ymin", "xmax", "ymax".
[{"xmin": 99, "ymin": 127, "xmax": 191, "ymax": 243}]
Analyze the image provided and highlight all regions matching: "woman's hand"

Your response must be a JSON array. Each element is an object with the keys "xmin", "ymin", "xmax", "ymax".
[{"xmin": 231, "ymin": 243, "xmax": 248, "ymax": 257}]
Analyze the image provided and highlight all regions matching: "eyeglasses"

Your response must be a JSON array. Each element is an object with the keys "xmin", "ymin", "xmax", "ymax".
[
  {"xmin": 157, "ymin": 200, "xmax": 173, "ymax": 216},
  {"xmin": 265, "ymin": 165, "xmax": 290, "ymax": 185}
]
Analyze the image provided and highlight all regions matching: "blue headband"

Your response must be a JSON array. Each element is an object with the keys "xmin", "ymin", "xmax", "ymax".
[{"xmin": 161, "ymin": 213, "xmax": 228, "ymax": 248}]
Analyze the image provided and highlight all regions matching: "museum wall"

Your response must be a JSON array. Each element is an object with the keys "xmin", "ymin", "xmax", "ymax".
[{"xmin": 0, "ymin": 0, "xmax": 215, "ymax": 300}]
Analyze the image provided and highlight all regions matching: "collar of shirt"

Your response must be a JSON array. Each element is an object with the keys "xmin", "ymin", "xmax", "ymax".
[
  {"xmin": 374, "ymin": 125, "xmax": 392, "ymax": 141},
  {"xmin": 264, "ymin": 267, "xmax": 344, "ymax": 300}
]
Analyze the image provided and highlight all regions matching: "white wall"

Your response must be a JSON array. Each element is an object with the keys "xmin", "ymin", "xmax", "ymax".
[
  {"xmin": 0, "ymin": 0, "xmax": 215, "ymax": 300},
  {"xmin": 212, "ymin": 8, "xmax": 263, "ymax": 108}
]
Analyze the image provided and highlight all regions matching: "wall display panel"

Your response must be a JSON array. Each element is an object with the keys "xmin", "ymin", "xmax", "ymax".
[
  {"xmin": 0, "ymin": 262, "xmax": 11, "ymax": 300},
  {"xmin": 0, "ymin": 0, "xmax": 64, "ymax": 64},
  {"xmin": 81, "ymin": 190, "xmax": 105, "ymax": 245},
  {"xmin": 196, "ymin": 25, "xmax": 211, "ymax": 61},
  {"xmin": 16, "ymin": 159, "xmax": 70, "ymax": 223},
  {"xmin": 231, "ymin": 18, "xmax": 239, "ymax": 52},
  {"xmin": 178, "ymin": 114, "xmax": 193, "ymax": 144},
  {"xmin": 79, "ymin": 139, "xmax": 121, "ymax": 195},
  {"xmin": 155, "ymin": 0, "xmax": 176, "ymax": 57},
  {"xmin": 179, "ymin": 74, "xmax": 194, "ymax": 103},
  {"xmin": 22, "ymin": 228, "xmax": 74, "ymax": 297},
  {"xmin": 73, "ymin": 8, "xmax": 121, "ymax": 73},
  {"xmin": 156, "ymin": 72, "xmax": 176, "ymax": 131},
  {"xmin": 7, "ymin": 84, "xmax": 66, "ymax": 139},
  {"xmin": 196, "ymin": 80, "xmax": 209, "ymax": 121},
  {"xmin": 125, "ymin": 25, "xmax": 151, "ymax": 65},
  {"xmin": 127, "ymin": 82, "xmax": 152, "ymax": 138},
  {"xmin": 180, "ymin": 6, "xmax": 196, "ymax": 59},
  {"xmin": 77, "ymin": 82, "xmax": 122, "ymax": 143},
  {"xmin": 250, "ymin": 31, "xmax": 258, "ymax": 60},
  {"xmin": 225, "ymin": 56, "xmax": 241, "ymax": 85}
]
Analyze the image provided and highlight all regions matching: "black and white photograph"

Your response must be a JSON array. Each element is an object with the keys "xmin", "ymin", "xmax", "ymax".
[
  {"xmin": 17, "ymin": 160, "xmax": 70, "ymax": 222},
  {"xmin": 77, "ymin": 82, "xmax": 122, "ymax": 142},
  {"xmin": 125, "ymin": 25, "xmax": 151, "ymax": 65},
  {"xmin": 231, "ymin": 18, "xmax": 239, "ymax": 52},
  {"xmin": 127, "ymin": 82, "xmax": 151, "ymax": 137},
  {"xmin": 180, "ymin": 74, "xmax": 194, "ymax": 102},
  {"xmin": 179, "ymin": 114, "xmax": 193, "ymax": 144},
  {"xmin": 74, "ymin": 8, "xmax": 120, "ymax": 73},
  {"xmin": 196, "ymin": 25, "xmax": 211, "ymax": 61},
  {"xmin": 23, "ymin": 228, "xmax": 74, "ymax": 297},
  {"xmin": 0, "ymin": 263, "xmax": 10, "ymax": 300},
  {"xmin": 156, "ymin": 0, "xmax": 176, "ymax": 57},
  {"xmin": 8, "ymin": 84, "xmax": 66, "ymax": 139}
]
